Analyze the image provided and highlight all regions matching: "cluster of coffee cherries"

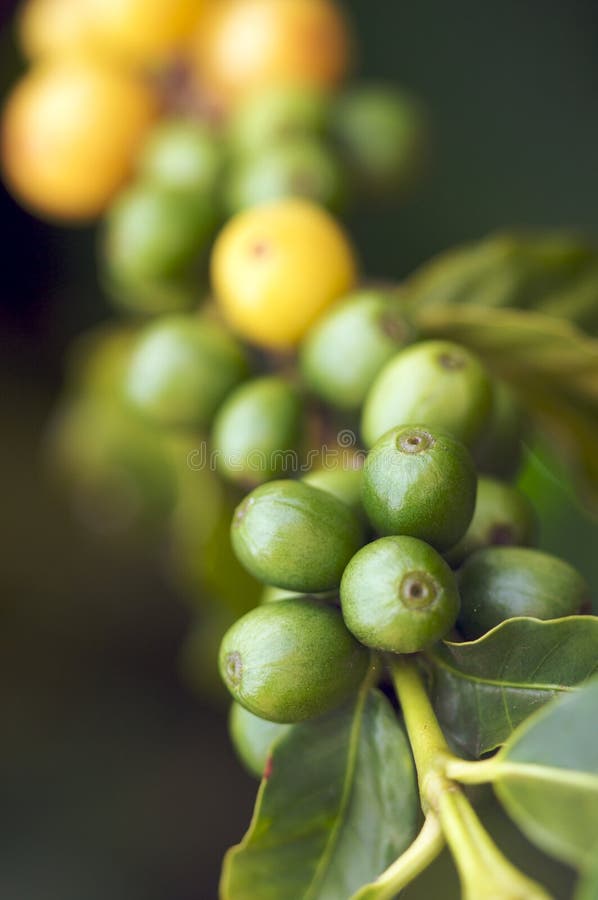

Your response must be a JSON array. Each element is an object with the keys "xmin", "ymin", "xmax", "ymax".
[
  {"xmin": 102, "ymin": 81, "xmax": 426, "ymax": 317},
  {"xmin": 216, "ymin": 302, "xmax": 590, "ymax": 775}
]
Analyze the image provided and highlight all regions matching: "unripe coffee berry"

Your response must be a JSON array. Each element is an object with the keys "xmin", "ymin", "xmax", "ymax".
[
  {"xmin": 361, "ymin": 339, "xmax": 493, "ymax": 448},
  {"xmin": 219, "ymin": 597, "xmax": 370, "ymax": 722},
  {"xmin": 300, "ymin": 289, "xmax": 413, "ymax": 411},
  {"xmin": 212, "ymin": 376, "xmax": 303, "ymax": 486},
  {"xmin": 340, "ymin": 536, "xmax": 460, "ymax": 653},
  {"xmin": 445, "ymin": 477, "xmax": 537, "ymax": 567},
  {"xmin": 229, "ymin": 702, "xmax": 292, "ymax": 778},
  {"xmin": 457, "ymin": 546, "xmax": 591, "ymax": 639},
  {"xmin": 231, "ymin": 480, "xmax": 364, "ymax": 592},
  {"xmin": 125, "ymin": 315, "xmax": 249, "ymax": 428},
  {"xmin": 362, "ymin": 425, "xmax": 477, "ymax": 552}
]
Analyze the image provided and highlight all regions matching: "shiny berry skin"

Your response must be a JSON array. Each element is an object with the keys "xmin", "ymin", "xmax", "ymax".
[
  {"xmin": 362, "ymin": 425, "xmax": 477, "ymax": 552},
  {"xmin": 340, "ymin": 535, "xmax": 460, "ymax": 653},
  {"xmin": 219, "ymin": 597, "xmax": 370, "ymax": 722}
]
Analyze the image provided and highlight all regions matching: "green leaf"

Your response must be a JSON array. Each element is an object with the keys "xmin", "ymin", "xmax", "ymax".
[
  {"xmin": 412, "ymin": 303, "xmax": 598, "ymax": 506},
  {"xmin": 220, "ymin": 688, "xmax": 419, "ymax": 900},
  {"xmin": 429, "ymin": 616, "xmax": 598, "ymax": 757},
  {"xmin": 403, "ymin": 231, "xmax": 598, "ymax": 333},
  {"xmin": 493, "ymin": 675, "xmax": 598, "ymax": 868}
]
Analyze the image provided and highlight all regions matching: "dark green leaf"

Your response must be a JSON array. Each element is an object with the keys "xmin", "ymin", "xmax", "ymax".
[
  {"xmin": 220, "ymin": 688, "xmax": 419, "ymax": 900},
  {"xmin": 493, "ymin": 675, "xmax": 598, "ymax": 868},
  {"xmin": 429, "ymin": 616, "xmax": 598, "ymax": 757}
]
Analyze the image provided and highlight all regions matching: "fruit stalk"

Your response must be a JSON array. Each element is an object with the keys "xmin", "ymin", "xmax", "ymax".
[
  {"xmin": 389, "ymin": 655, "xmax": 553, "ymax": 899},
  {"xmin": 350, "ymin": 813, "xmax": 444, "ymax": 900}
]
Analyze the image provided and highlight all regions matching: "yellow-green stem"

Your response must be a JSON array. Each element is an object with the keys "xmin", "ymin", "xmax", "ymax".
[
  {"xmin": 351, "ymin": 814, "xmax": 444, "ymax": 900},
  {"xmin": 388, "ymin": 655, "xmax": 553, "ymax": 900}
]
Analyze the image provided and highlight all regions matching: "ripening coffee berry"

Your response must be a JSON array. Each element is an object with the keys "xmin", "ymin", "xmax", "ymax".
[
  {"xmin": 444, "ymin": 477, "xmax": 537, "ymax": 567},
  {"xmin": 211, "ymin": 199, "xmax": 358, "ymax": 349},
  {"xmin": 457, "ymin": 546, "xmax": 591, "ymax": 639},
  {"xmin": 191, "ymin": 0, "xmax": 351, "ymax": 108},
  {"xmin": 300, "ymin": 289, "xmax": 414, "ymax": 411},
  {"xmin": 229, "ymin": 702, "xmax": 292, "ymax": 778},
  {"xmin": 231, "ymin": 480, "xmax": 364, "ymax": 592},
  {"xmin": 340, "ymin": 536, "xmax": 460, "ymax": 653},
  {"xmin": 219, "ymin": 598, "xmax": 370, "ymax": 722},
  {"xmin": 361, "ymin": 340, "xmax": 493, "ymax": 449},
  {"xmin": 212, "ymin": 376, "xmax": 303, "ymax": 486},
  {"xmin": 362, "ymin": 425, "xmax": 477, "ymax": 552},
  {"xmin": 125, "ymin": 315, "xmax": 249, "ymax": 428}
]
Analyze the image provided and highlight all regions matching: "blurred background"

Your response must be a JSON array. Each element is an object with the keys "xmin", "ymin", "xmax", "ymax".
[{"xmin": 1, "ymin": 1, "xmax": 598, "ymax": 897}]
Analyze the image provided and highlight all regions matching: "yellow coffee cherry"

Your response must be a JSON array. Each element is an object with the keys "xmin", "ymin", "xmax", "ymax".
[
  {"xmin": 211, "ymin": 198, "xmax": 358, "ymax": 349},
  {"xmin": 19, "ymin": 0, "xmax": 203, "ymax": 65},
  {"xmin": 189, "ymin": 0, "xmax": 352, "ymax": 109},
  {"xmin": 18, "ymin": 0, "xmax": 94, "ymax": 59},
  {"xmin": 85, "ymin": 0, "xmax": 203, "ymax": 65},
  {"xmin": 1, "ymin": 58, "xmax": 157, "ymax": 222}
]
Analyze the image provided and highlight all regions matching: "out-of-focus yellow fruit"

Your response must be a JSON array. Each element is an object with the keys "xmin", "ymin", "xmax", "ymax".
[
  {"xmin": 211, "ymin": 198, "xmax": 358, "ymax": 349},
  {"xmin": 85, "ymin": 0, "xmax": 203, "ymax": 65},
  {"xmin": 19, "ymin": 0, "xmax": 203, "ymax": 65},
  {"xmin": 1, "ymin": 58, "xmax": 157, "ymax": 222},
  {"xmin": 190, "ymin": 0, "xmax": 352, "ymax": 108},
  {"xmin": 18, "ymin": 0, "xmax": 94, "ymax": 59}
]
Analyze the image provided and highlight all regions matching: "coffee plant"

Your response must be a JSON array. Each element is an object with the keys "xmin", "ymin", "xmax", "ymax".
[{"xmin": 2, "ymin": 1, "xmax": 598, "ymax": 898}]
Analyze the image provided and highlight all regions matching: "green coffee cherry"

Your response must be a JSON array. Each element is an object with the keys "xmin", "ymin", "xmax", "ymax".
[
  {"xmin": 49, "ymin": 396, "xmax": 177, "ymax": 534},
  {"xmin": 474, "ymin": 380, "xmax": 525, "ymax": 479},
  {"xmin": 125, "ymin": 315, "xmax": 249, "ymax": 428},
  {"xmin": 229, "ymin": 702, "xmax": 292, "ymax": 778},
  {"xmin": 361, "ymin": 340, "xmax": 493, "ymax": 449},
  {"xmin": 340, "ymin": 536, "xmax": 460, "ymax": 653},
  {"xmin": 303, "ymin": 461, "xmax": 364, "ymax": 517},
  {"xmin": 219, "ymin": 598, "xmax": 370, "ymax": 722},
  {"xmin": 225, "ymin": 137, "xmax": 347, "ymax": 215},
  {"xmin": 212, "ymin": 376, "xmax": 303, "ymax": 486},
  {"xmin": 139, "ymin": 119, "xmax": 222, "ymax": 193},
  {"xmin": 362, "ymin": 425, "xmax": 477, "ymax": 552},
  {"xmin": 231, "ymin": 480, "xmax": 364, "ymax": 592},
  {"xmin": 104, "ymin": 181, "xmax": 216, "ymax": 284},
  {"xmin": 445, "ymin": 478, "xmax": 537, "ymax": 567},
  {"xmin": 228, "ymin": 85, "xmax": 331, "ymax": 156},
  {"xmin": 65, "ymin": 324, "xmax": 137, "ymax": 401},
  {"xmin": 106, "ymin": 271, "xmax": 199, "ymax": 316},
  {"xmin": 457, "ymin": 546, "xmax": 591, "ymax": 639},
  {"xmin": 300, "ymin": 289, "xmax": 414, "ymax": 410},
  {"xmin": 332, "ymin": 86, "xmax": 427, "ymax": 196}
]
